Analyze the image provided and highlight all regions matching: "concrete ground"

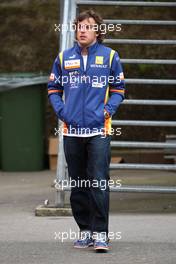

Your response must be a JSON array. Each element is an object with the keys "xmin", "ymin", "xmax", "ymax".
[{"xmin": 0, "ymin": 169, "xmax": 176, "ymax": 264}]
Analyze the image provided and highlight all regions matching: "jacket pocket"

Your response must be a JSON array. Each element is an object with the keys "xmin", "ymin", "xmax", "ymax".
[{"xmin": 85, "ymin": 104, "xmax": 105, "ymax": 129}]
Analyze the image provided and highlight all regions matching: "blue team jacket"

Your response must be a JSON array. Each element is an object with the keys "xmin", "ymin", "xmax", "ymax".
[{"xmin": 48, "ymin": 41, "xmax": 125, "ymax": 135}]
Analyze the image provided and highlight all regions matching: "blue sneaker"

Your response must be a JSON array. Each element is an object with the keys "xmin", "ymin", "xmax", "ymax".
[
  {"xmin": 93, "ymin": 233, "xmax": 110, "ymax": 252},
  {"xmin": 74, "ymin": 230, "xmax": 93, "ymax": 248},
  {"xmin": 94, "ymin": 240, "xmax": 109, "ymax": 251}
]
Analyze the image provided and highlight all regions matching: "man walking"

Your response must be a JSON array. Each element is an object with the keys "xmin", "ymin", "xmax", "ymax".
[{"xmin": 48, "ymin": 10, "xmax": 125, "ymax": 252}]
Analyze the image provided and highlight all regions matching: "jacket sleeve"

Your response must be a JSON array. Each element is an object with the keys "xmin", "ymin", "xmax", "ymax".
[
  {"xmin": 48, "ymin": 54, "xmax": 65, "ymax": 121},
  {"xmin": 104, "ymin": 51, "xmax": 125, "ymax": 116}
]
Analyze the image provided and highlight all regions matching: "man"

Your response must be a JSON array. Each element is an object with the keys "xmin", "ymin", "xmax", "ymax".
[{"xmin": 48, "ymin": 10, "xmax": 125, "ymax": 252}]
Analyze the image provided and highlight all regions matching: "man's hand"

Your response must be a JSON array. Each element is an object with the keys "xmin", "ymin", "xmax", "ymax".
[{"xmin": 104, "ymin": 109, "xmax": 111, "ymax": 119}]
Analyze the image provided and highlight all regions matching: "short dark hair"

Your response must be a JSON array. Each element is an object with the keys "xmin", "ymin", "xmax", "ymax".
[{"xmin": 73, "ymin": 10, "xmax": 105, "ymax": 43}]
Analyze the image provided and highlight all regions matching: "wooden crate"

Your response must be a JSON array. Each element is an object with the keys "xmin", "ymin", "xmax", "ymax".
[{"xmin": 48, "ymin": 137, "xmax": 58, "ymax": 170}]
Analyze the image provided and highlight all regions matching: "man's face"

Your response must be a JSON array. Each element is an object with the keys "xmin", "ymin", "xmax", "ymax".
[{"xmin": 76, "ymin": 17, "xmax": 98, "ymax": 47}]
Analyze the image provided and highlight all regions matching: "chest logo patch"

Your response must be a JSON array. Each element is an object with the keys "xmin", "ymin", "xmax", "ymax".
[
  {"xmin": 95, "ymin": 56, "xmax": 104, "ymax": 65},
  {"xmin": 64, "ymin": 59, "xmax": 80, "ymax": 69}
]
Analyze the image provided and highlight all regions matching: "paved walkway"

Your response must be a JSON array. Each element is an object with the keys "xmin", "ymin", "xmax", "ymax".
[{"xmin": 0, "ymin": 170, "xmax": 176, "ymax": 264}]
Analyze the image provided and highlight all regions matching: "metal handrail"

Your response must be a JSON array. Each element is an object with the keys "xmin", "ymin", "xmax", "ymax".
[
  {"xmin": 125, "ymin": 79, "xmax": 176, "ymax": 85},
  {"xmin": 104, "ymin": 39, "xmax": 176, "ymax": 45},
  {"xmin": 122, "ymin": 100, "xmax": 176, "ymax": 105},
  {"xmin": 104, "ymin": 19, "xmax": 176, "ymax": 25},
  {"xmin": 121, "ymin": 59, "xmax": 176, "ymax": 64},
  {"xmin": 56, "ymin": 185, "xmax": 176, "ymax": 193},
  {"xmin": 111, "ymin": 185, "xmax": 176, "ymax": 193},
  {"xmin": 76, "ymin": 1, "xmax": 176, "ymax": 7},
  {"xmin": 111, "ymin": 141, "xmax": 176, "ymax": 148},
  {"xmin": 112, "ymin": 120, "xmax": 176, "ymax": 127},
  {"xmin": 110, "ymin": 163, "xmax": 176, "ymax": 170}
]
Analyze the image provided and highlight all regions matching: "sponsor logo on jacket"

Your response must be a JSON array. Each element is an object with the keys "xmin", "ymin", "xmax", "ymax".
[{"xmin": 64, "ymin": 59, "xmax": 80, "ymax": 69}]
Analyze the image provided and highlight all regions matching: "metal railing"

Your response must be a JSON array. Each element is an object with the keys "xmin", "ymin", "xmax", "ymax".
[
  {"xmin": 104, "ymin": 19, "xmax": 176, "ymax": 26},
  {"xmin": 55, "ymin": 0, "xmax": 176, "ymax": 206},
  {"xmin": 123, "ymin": 100, "xmax": 176, "ymax": 105},
  {"xmin": 112, "ymin": 120, "xmax": 176, "ymax": 127},
  {"xmin": 121, "ymin": 59, "xmax": 176, "ymax": 64},
  {"xmin": 104, "ymin": 39, "xmax": 176, "ymax": 44},
  {"xmin": 76, "ymin": 1, "xmax": 176, "ymax": 7}
]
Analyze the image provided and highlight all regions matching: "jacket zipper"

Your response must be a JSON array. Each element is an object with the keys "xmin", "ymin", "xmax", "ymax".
[{"xmin": 81, "ymin": 52, "xmax": 89, "ymax": 128}]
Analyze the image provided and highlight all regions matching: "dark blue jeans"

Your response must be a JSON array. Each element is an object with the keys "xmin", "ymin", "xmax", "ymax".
[{"xmin": 63, "ymin": 135, "xmax": 111, "ymax": 235}]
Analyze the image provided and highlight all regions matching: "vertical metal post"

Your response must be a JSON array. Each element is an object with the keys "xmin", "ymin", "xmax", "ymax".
[
  {"xmin": 69, "ymin": 0, "xmax": 77, "ymax": 44},
  {"xmin": 55, "ymin": 0, "xmax": 77, "ymax": 207},
  {"xmin": 55, "ymin": 0, "xmax": 70, "ymax": 207}
]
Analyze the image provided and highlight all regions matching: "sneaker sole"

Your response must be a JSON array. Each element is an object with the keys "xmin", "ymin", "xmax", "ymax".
[
  {"xmin": 94, "ymin": 246, "xmax": 109, "ymax": 251},
  {"xmin": 74, "ymin": 243, "xmax": 94, "ymax": 249}
]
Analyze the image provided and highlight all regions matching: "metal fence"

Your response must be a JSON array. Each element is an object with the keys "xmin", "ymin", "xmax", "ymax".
[{"xmin": 55, "ymin": 0, "xmax": 176, "ymax": 207}]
